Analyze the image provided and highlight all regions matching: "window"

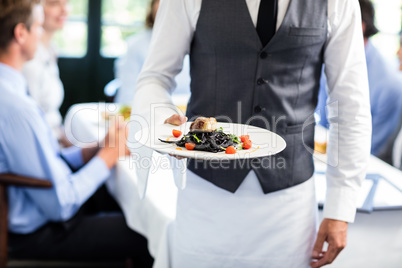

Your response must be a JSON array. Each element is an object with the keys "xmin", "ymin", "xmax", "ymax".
[
  {"xmin": 53, "ymin": 0, "xmax": 402, "ymax": 62},
  {"xmin": 53, "ymin": 0, "xmax": 88, "ymax": 58},
  {"xmin": 101, "ymin": 0, "xmax": 149, "ymax": 58},
  {"xmin": 371, "ymin": 0, "xmax": 402, "ymax": 61}
]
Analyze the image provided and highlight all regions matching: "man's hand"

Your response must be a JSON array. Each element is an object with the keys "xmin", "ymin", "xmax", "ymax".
[
  {"xmin": 97, "ymin": 117, "xmax": 129, "ymax": 169},
  {"xmin": 311, "ymin": 218, "xmax": 348, "ymax": 268}
]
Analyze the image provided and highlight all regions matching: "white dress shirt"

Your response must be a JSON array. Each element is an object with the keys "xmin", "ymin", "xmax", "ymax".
[
  {"xmin": 23, "ymin": 43, "xmax": 64, "ymax": 139},
  {"xmin": 131, "ymin": 0, "xmax": 371, "ymax": 223}
]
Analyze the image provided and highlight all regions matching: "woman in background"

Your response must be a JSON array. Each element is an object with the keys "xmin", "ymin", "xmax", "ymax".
[
  {"xmin": 114, "ymin": 0, "xmax": 190, "ymax": 105},
  {"xmin": 23, "ymin": 0, "xmax": 69, "ymax": 145}
]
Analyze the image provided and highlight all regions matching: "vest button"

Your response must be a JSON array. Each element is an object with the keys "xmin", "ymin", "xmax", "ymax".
[
  {"xmin": 260, "ymin": 52, "xmax": 268, "ymax": 59},
  {"xmin": 254, "ymin": 106, "xmax": 262, "ymax": 113},
  {"xmin": 257, "ymin": 78, "xmax": 266, "ymax": 85}
]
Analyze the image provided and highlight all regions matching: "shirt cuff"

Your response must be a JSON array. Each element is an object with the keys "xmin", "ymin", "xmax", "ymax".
[
  {"xmin": 61, "ymin": 146, "xmax": 84, "ymax": 170},
  {"xmin": 323, "ymin": 187, "xmax": 358, "ymax": 223}
]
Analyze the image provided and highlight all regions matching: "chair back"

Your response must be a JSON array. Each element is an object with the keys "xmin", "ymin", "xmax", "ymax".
[{"xmin": 0, "ymin": 173, "xmax": 52, "ymax": 268}]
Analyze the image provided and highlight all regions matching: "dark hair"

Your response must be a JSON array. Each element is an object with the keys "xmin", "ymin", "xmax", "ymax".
[
  {"xmin": 145, "ymin": 0, "xmax": 159, "ymax": 29},
  {"xmin": 0, "ymin": 0, "xmax": 41, "ymax": 50},
  {"xmin": 359, "ymin": 0, "xmax": 379, "ymax": 38}
]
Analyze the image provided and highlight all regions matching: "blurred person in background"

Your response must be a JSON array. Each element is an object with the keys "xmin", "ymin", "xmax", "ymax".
[
  {"xmin": 384, "ymin": 34, "xmax": 402, "ymax": 169},
  {"xmin": 114, "ymin": 0, "xmax": 190, "ymax": 105},
  {"xmin": 397, "ymin": 33, "xmax": 402, "ymax": 71},
  {"xmin": 22, "ymin": 0, "xmax": 69, "ymax": 146},
  {"xmin": 391, "ymin": 118, "xmax": 402, "ymax": 170},
  {"xmin": 316, "ymin": 0, "xmax": 402, "ymax": 157},
  {"xmin": 392, "ymin": 122, "xmax": 402, "ymax": 170},
  {"xmin": 0, "ymin": 0, "xmax": 152, "ymax": 263}
]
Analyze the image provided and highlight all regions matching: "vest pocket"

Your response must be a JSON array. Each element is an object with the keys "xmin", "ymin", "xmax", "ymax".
[
  {"xmin": 288, "ymin": 27, "xmax": 325, "ymax": 37},
  {"xmin": 285, "ymin": 123, "xmax": 305, "ymax": 135}
]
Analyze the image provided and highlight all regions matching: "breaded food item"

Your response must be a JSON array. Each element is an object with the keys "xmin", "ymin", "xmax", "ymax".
[{"xmin": 190, "ymin": 117, "xmax": 217, "ymax": 132}]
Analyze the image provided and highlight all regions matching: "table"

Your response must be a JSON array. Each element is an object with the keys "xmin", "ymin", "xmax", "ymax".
[
  {"xmin": 65, "ymin": 103, "xmax": 402, "ymax": 268},
  {"xmin": 65, "ymin": 103, "xmax": 177, "ymax": 267}
]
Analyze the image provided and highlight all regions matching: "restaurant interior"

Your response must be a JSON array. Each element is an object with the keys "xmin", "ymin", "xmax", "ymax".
[{"xmin": 0, "ymin": 0, "xmax": 402, "ymax": 267}]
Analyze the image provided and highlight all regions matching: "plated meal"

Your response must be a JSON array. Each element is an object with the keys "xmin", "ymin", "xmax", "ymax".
[
  {"xmin": 134, "ymin": 116, "xmax": 286, "ymax": 160},
  {"xmin": 159, "ymin": 117, "xmax": 252, "ymax": 154}
]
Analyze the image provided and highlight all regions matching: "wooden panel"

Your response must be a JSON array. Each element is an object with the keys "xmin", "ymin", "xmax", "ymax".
[
  {"xmin": 0, "ymin": 185, "xmax": 8, "ymax": 268},
  {"xmin": 0, "ymin": 174, "xmax": 52, "ymax": 188}
]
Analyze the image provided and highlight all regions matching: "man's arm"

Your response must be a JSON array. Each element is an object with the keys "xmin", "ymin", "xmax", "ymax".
[
  {"xmin": 128, "ymin": 0, "xmax": 199, "ymax": 166},
  {"xmin": 324, "ymin": 0, "xmax": 371, "ymax": 223},
  {"xmin": 311, "ymin": 0, "xmax": 372, "ymax": 267},
  {"xmin": 59, "ymin": 144, "xmax": 98, "ymax": 171},
  {"xmin": 3, "ymin": 111, "xmax": 127, "ymax": 222}
]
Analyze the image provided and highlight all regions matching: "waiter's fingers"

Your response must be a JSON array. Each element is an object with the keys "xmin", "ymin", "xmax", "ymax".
[
  {"xmin": 312, "ymin": 230, "xmax": 326, "ymax": 260},
  {"xmin": 310, "ymin": 244, "xmax": 342, "ymax": 268},
  {"xmin": 165, "ymin": 114, "xmax": 188, "ymax": 126},
  {"xmin": 169, "ymin": 154, "xmax": 186, "ymax": 160},
  {"xmin": 314, "ymin": 251, "xmax": 326, "ymax": 260},
  {"xmin": 311, "ymin": 218, "xmax": 348, "ymax": 267}
]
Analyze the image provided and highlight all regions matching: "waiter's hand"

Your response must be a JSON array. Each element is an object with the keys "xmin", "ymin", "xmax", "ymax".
[
  {"xmin": 310, "ymin": 218, "xmax": 348, "ymax": 268},
  {"xmin": 165, "ymin": 114, "xmax": 188, "ymax": 159},
  {"xmin": 164, "ymin": 114, "xmax": 188, "ymax": 125}
]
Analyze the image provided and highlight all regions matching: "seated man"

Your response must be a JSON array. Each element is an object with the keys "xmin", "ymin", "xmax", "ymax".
[
  {"xmin": 316, "ymin": 0, "xmax": 402, "ymax": 156},
  {"xmin": 0, "ymin": 1, "xmax": 152, "ymax": 264}
]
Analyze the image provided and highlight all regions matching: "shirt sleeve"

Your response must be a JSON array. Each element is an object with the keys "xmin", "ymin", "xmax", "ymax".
[
  {"xmin": 323, "ymin": 0, "xmax": 372, "ymax": 223},
  {"xmin": 60, "ymin": 146, "xmax": 85, "ymax": 170},
  {"xmin": 131, "ymin": 0, "xmax": 197, "ymax": 135},
  {"xmin": 2, "ymin": 109, "xmax": 111, "ymax": 222},
  {"xmin": 127, "ymin": 0, "xmax": 198, "ymax": 197}
]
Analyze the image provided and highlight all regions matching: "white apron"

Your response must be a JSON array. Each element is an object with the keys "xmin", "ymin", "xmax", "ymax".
[{"xmin": 171, "ymin": 170, "xmax": 317, "ymax": 268}]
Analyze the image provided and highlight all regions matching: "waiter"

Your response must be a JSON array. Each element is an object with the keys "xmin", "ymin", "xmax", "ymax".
[{"xmin": 130, "ymin": 0, "xmax": 371, "ymax": 267}]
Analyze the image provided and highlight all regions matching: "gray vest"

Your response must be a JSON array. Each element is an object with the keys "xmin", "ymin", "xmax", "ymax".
[{"xmin": 187, "ymin": 0, "xmax": 328, "ymax": 193}]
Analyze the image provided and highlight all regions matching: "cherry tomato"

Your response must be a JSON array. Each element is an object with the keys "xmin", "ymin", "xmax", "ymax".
[
  {"xmin": 225, "ymin": 146, "xmax": 237, "ymax": 154},
  {"xmin": 185, "ymin": 143, "xmax": 196, "ymax": 150},
  {"xmin": 243, "ymin": 139, "xmax": 252, "ymax": 150},
  {"xmin": 172, "ymin": 129, "xmax": 182, "ymax": 138},
  {"xmin": 240, "ymin": 135, "xmax": 250, "ymax": 143}
]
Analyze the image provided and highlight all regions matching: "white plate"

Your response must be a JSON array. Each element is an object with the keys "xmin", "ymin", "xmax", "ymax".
[{"xmin": 134, "ymin": 122, "xmax": 286, "ymax": 160}]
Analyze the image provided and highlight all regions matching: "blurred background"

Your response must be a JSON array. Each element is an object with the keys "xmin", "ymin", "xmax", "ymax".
[
  {"xmin": 56, "ymin": 0, "xmax": 149, "ymax": 115},
  {"xmin": 56, "ymin": 0, "xmax": 402, "ymax": 116}
]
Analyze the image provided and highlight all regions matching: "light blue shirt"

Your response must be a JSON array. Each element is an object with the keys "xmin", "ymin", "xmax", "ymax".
[
  {"xmin": 316, "ymin": 41, "xmax": 402, "ymax": 156},
  {"xmin": 0, "ymin": 63, "xmax": 110, "ymax": 234},
  {"xmin": 114, "ymin": 29, "xmax": 191, "ymax": 104}
]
